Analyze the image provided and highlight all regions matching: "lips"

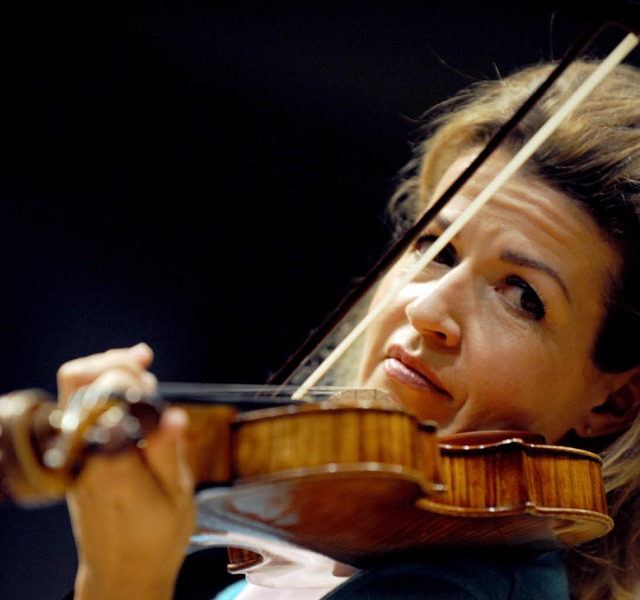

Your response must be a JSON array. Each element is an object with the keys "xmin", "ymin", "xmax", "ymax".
[{"xmin": 384, "ymin": 346, "xmax": 450, "ymax": 396}]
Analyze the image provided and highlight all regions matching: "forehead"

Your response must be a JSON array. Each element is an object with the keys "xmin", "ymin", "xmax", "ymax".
[
  {"xmin": 429, "ymin": 150, "xmax": 620, "ymax": 299},
  {"xmin": 430, "ymin": 151, "xmax": 607, "ymax": 247}
]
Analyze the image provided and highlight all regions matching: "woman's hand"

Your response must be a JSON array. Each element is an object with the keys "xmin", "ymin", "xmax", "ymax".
[{"xmin": 58, "ymin": 344, "xmax": 195, "ymax": 600}]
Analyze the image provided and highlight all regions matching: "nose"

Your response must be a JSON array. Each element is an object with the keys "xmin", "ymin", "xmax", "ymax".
[{"xmin": 405, "ymin": 271, "xmax": 463, "ymax": 348}]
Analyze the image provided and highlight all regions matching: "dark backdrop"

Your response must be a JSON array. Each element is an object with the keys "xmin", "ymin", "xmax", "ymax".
[{"xmin": 0, "ymin": 2, "xmax": 632, "ymax": 599}]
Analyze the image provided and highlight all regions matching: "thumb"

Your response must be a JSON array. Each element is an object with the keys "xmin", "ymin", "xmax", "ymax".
[{"xmin": 143, "ymin": 407, "xmax": 194, "ymax": 502}]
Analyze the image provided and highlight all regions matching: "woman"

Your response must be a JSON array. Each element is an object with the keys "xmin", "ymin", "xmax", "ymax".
[{"xmin": 57, "ymin": 57, "xmax": 640, "ymax": 599}]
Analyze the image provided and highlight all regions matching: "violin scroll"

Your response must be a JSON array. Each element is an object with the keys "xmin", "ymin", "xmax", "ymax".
[
  {"xmin": 0, "ymin": 389, "xmax": 64, "ymax": 504},
  {"xmin": 0, "ymin": 388, "xmax": 163, "ymax": 505}
]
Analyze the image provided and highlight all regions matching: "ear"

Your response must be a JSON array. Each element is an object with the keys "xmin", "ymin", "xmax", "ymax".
[{"xmin": 581, "ymin": 368, "xmax": 640, "ymax": 438}]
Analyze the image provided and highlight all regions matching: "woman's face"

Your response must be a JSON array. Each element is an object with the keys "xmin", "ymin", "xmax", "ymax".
[{"xmin": 357, "ymin": 150, "xmax": 621, "ymax": 443}]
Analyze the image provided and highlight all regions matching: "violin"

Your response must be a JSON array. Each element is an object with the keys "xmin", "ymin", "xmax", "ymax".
[
  {"xmin": 0, "ymin": 384, "xmax": 613, "ymax": 585},
  {"xmin": 3, "ymin": 1, "xmax": 639, "ymax": 588}
]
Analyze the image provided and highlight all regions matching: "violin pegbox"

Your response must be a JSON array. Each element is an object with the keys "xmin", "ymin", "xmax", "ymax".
[{"xmin": 0, "ymin": 386, "xmax": 164, "ymax": 505}]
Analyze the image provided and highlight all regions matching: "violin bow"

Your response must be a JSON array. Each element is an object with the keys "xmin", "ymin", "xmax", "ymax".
[{"xmin": 264, "ymin": 0, "xmax": 640, "ymax": 398}]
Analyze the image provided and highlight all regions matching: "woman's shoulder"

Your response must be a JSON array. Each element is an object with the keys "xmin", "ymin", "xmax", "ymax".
[{"xmin": 321, "ymin": 549, "xmax": 569, "ymax": 600}]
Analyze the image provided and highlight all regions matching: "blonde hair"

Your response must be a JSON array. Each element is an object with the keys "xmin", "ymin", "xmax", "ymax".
[{"xmin": 389, "ymin": 58, "xmax": 640, "ymax": 600}]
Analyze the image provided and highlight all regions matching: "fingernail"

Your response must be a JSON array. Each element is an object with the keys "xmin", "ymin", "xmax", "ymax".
[
  {"xmin": 142, "ymin": 371, "xmax": 158, "ymax": 387},
  {"xmin": 129, "ymin": 342, "xmax": 152, "ymax": 358},
  {"xmin": 162, "ymin": 407, "xmax": 189, "ymax": 431}
]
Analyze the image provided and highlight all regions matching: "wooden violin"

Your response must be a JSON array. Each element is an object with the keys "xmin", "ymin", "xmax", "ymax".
[
  {"xmin": 4, "ymin": 2, "xmax": 640, "ymax": 590},
  {"xmin": 0, "ymin": 385, "xmax": 613, "ymax": 583}
]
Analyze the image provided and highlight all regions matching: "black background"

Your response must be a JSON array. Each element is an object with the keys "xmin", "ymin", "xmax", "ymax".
[{"xmin": 0, "ymin": 2, "xmax": 635, "ymax": 599}]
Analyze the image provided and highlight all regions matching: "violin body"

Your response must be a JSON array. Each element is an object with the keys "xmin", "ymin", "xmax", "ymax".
[
  {"xmin": 186, "ymin": 395, "xmax": 611, "ymax": 573},
  {"xmin": 0, "ymin": 387, "xmax": 613, "ymax": 580}
]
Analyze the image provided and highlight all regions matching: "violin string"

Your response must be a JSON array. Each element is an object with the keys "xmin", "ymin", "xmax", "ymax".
[
  {"xmin": 291, "ymin": 31, "xmax": 639, "ymax": 401},
  {"xmin": 157, "ymin": 382, "xmax": 345, "ymax": 403}
]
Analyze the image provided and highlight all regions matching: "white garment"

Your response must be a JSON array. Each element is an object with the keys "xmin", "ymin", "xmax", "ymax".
[{"xmin": 234, "ymin": 582, "xmax": 336, "ymax": 599}]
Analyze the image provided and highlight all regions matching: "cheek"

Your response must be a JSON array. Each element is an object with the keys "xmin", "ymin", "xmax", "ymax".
[
  {"xmin": 358, "ymin": 310, "xmax": 398, "ymax": 367},
  {"xmin": 466, "ymin": 347, "xmax": 594, "ymax": 439},
  {"xmin": 465, "ymin": 321, "xmax": 541, "ymax": 382},
  {"xmin": 462, "ymin": 331, "xmax": 552, "ymax": 415},
  {"xmin": 357, "ymin": 291, "xmax": 411, "ymax": 380}
]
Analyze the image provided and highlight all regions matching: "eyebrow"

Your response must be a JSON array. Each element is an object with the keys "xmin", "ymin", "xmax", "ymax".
[
  {"xmin": 433, "ymin": 216, "xmax": 571, "ymax": 303},
  {"xmin": 500, "ymin": 250, "xmax": 571, "ymax": 303}
]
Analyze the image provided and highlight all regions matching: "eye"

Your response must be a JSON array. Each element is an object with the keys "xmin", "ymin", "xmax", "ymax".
[
  {"xmin": 499, "ymin": 276, "xmax": 546, "ymax": 321},
  {"xmin": 414, "ymin": 234, "xmax": 457, "ymax": 267}
]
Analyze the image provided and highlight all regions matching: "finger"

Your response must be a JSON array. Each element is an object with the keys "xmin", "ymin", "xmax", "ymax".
[
  {"xmin": 142, "ymin": 407, "xmax": 194, "ymax": 504},
  {"xmin": 58, "ymin": 343, "xmax": 155, "ymax": 404},
  {"xmin": 86, "ymin": 367, "xmax": 157, "ymax": 398}
]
